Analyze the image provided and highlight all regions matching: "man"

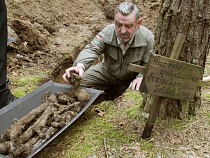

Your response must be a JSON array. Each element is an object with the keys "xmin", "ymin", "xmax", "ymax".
[
  {"xmin": 63, "ymin": 2, "xmax": 154, "ymax": 99},
  {"xmin": 0, "ymin": 0, "xmax": 18, "ymax": 108}
]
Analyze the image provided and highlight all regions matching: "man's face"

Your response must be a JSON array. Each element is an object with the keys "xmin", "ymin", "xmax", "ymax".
[{"xmin": 114, "ymin": 12, "xmax": 141, "ymax": 43}]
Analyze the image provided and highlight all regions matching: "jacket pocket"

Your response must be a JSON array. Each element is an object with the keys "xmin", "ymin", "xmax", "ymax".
[
  {"xmin": 130, "ymin": 56, "xmax": 143, "ymax": 65},
  {"xmin": 104, "ymin": 52, "xmax": 120, "ymax": 75},
  {"xmin": 108, "ymin": 52, "xmax": 118, "ymax": 63}
]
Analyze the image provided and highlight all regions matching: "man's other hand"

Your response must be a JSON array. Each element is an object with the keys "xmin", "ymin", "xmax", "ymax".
[{"xmin": 129, "ymin": 77, "xmax": 143, "ymax": 91}]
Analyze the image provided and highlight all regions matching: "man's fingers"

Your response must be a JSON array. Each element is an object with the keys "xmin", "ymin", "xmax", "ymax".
[
  {"xmin": 62, "ymin": 73, "xmax": 70, "ymax": 83},
  {"xmin": 131, "ymin": 82, "xmax": 136, "ymax": 90},
  {"xmin": 65, "ymin": 67, "xmax": 79, "ymax": 78},
  {"xmin": 135, "ymin": 82, "xmax": 140, "ymax": 91},
  {"xmin": 129, "ymin": 77, "xmax": 143, "ymax": 91},
  {"xmin": 65, "ymin": 68, "xmax": 71, "ymax": 78},
  {"xmin": 78, "ymin": 69, "xmax": 84, "ymax": 78}
]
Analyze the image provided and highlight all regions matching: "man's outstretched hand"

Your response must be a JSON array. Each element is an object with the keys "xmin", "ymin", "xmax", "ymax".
[{"xmin": 62, "ymin": 63, "xmax": 84, "ymax": 83}]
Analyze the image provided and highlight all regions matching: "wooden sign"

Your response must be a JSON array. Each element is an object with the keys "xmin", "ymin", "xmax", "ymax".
[{"xmin": 140, "ymin": 54, "xmax": 204, "ymax": 101}]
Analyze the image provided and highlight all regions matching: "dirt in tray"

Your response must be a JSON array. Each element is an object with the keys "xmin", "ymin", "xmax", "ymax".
[{"xmin": 0, "ymin": 87, "xmax": 90, "ymax": 158}]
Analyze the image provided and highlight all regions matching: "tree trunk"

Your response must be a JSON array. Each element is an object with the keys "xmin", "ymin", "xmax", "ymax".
[{"xmin": 143, "ymin": 0, "xmax": 210, "ymax": 119}]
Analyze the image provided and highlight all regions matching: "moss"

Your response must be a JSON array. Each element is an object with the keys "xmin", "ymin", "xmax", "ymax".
[
  {"xmin": 11, "ymin": 86, "xmax": 37, "ymax": 98},
  {"xmin": 123, "ymin": 103, "xmax": 142, "ymax": 119},
  {"xmin": 122, "ymin": 89, "xmax": 144, "ymax": 118},
  {"xmin": 15, "ymin": 76, "xmax": 42, "ymax": 86},
  {"xmin": 11, "ymin": 75, "xmax": 43, "ymax": 97},
  {"xmin": 124, "ymin": 89, "xmax": 143, "ymax": 103},
  {"xmin": 204, "ymin": 91, "xmax": 210, "ymax": 100},
  {"xmin": 95, "ymin": 101, "xmax": 115, "ymax": 113}
]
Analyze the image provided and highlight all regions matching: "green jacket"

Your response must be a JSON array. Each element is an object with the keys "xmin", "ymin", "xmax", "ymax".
[{"xmin": 73, "ymin": 24, "xmax": 154, "ymax": 81}]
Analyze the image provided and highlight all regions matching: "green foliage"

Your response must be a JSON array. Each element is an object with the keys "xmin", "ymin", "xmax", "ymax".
[
  {"xmin": 204, "ymin": 91, "xmax": 210, "ymax": 100},
  {"xmin": 123, "ymin": 103, "xmax": 141, "ymax": 119},
  {"xmin": 155, "ymin": 118, "xmax": 161, "ymax": 123},
  {"xmin": 63, "ymin": 54, "xmax": 69, "ymax": 59}
]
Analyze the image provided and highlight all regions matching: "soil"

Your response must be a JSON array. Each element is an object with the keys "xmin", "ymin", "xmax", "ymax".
[{"xmin": 4, "ymin": 0, "xmax": 210, "ymax": 157}]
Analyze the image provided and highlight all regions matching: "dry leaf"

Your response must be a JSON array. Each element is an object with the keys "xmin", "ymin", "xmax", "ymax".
[{"xmin": 93, "ymin": 108, "xmax": 106, "ymax": 117}]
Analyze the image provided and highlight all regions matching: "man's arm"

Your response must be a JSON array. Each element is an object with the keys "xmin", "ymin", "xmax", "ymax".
[
  {"xmin": 129, "ymin": 30, "xmax": 154, "ymax": 90},
  {"xmin": 62, "ymin": 25, "xmax": 111, "ymax": 83}
]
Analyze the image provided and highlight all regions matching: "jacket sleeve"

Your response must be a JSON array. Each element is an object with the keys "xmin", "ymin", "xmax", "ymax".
[
  {"xmin": 136, "ymin": 30, "xmax": 154, "ymax": 78},
  {"xmin": 73, "ymin": 27, "xmax": 108, "ymax": 70}
]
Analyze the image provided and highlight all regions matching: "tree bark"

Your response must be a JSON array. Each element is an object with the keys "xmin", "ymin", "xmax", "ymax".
[{"xmin": 143, "ymin": 0, "xmax": 210, "ymax": 119}]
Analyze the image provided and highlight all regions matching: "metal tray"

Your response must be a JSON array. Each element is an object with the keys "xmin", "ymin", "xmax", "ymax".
[{"xmin": 0, "ymin": 80, "xmax": 103, "ymax": 158}]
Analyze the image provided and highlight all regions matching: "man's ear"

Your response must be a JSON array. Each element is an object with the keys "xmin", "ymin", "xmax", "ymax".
[{"xmin": 137, "ymin": 19, "xmax": 142, "ymax": 29}]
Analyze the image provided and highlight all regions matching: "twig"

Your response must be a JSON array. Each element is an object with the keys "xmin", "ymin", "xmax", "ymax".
[
  {"xmin": 155, "ymin": 145, "xmax": 191, "ymax": 151},
  {"xmin": 104, "ymin": 137, "xmax": 109, "ymax": 158},
  {"xmin": 203, "ymin": 97, "xmax": 210, "ymax": 103},
  {"xmin": 83, "ymin": 150, "xmax": 105, "ymax": 158},
  {"xmin": 8, "ymin": 65, "xmax": 20, "ymax": 73},
  {"xmin": 110, "ymin": 149, "xmax": 124, "ymax": 158}
]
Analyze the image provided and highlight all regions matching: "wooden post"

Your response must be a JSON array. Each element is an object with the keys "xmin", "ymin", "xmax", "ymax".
[
  {"xmin": 142, "ymin": 96, "xmax": 163, "ymax": 138},
  {"xmin": 141, "ymin": 33, "xmax": 186, "ymax": 139}
]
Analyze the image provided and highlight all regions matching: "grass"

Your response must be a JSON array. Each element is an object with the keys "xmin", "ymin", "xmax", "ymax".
[
  {"xmin": 62, "ymin": 117, "xmax": 137, "ymax": 158},
  {"xmin": 11, "ymin": 85, "xmax": 38, "ymax": 98},
  {"xmin": 9, "ymin": 71, "xmax": 50, "ymax": 97},
  {"xmin": 205, "ymin": 112, "xmax": 210, "ymax": 125},
  {"xmin": 11, "ymin": 76, "xmax": 42, "ymax": 97},
  {"xmin": 162, "ymin": 118, "xmax": 191, "ymax": 130}
]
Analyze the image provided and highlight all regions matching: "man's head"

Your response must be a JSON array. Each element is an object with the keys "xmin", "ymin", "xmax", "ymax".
[{"xmin": 114, "ymin": 2, "xmax": 142, "ymax": 44}]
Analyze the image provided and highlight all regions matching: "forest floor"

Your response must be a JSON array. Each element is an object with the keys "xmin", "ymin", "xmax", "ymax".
[{"xmin": 4, "ymin": 0, "xmax": 210, "ymax": 157}]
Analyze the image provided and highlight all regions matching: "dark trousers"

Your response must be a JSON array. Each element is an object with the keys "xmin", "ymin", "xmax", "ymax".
[{"xmin": 0, "ymin": 0, "xmax": 12, "ymax": 104}]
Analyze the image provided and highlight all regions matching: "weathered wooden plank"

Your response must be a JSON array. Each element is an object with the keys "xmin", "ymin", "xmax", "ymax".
[
  {"xmin": 170, "ymin": 33, "xmax": 186, "ymax": 60},
  {"xmin": 128, "ymin": 63, "xmax": 206, "ymax": 88},
  {"xmin": 139, "ymin": 54, "xmax": 204, "ymax": 101},
  {"xmin": 128, "ymin": 63, "xmax": 146, "ymax": 74}
]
